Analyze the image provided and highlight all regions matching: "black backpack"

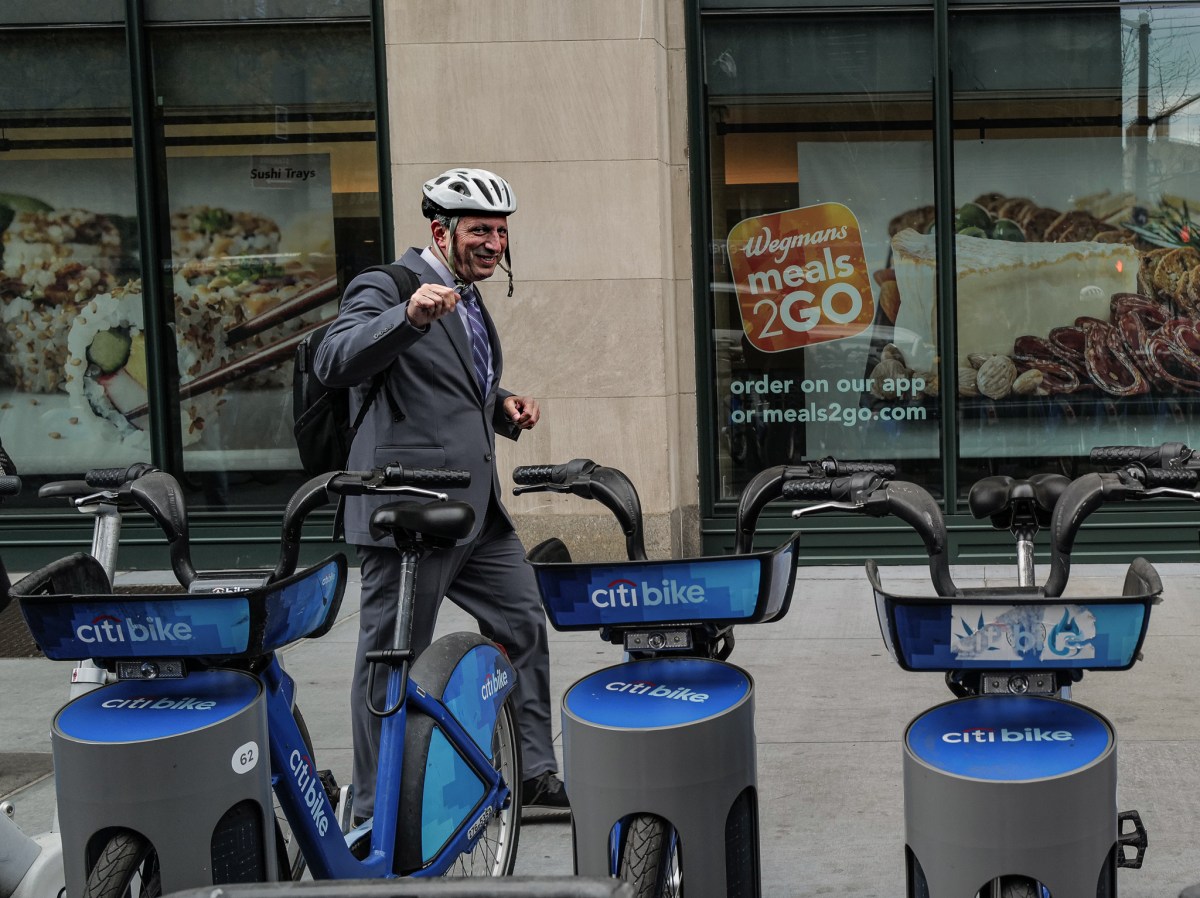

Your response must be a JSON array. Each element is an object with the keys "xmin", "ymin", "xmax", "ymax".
[{"xmin": 292, "ymin": 264, "xmax": 417, "ymax": 476}]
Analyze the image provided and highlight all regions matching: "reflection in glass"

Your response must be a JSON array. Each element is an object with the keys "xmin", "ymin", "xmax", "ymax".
[
  {"xmin": 0, "ymin": 25, "xmax": 147, "ymax": 488},
  {"xmin": 704, "ymin": 14, "xmax": 939, "ymax": 501},
  {"xmin": 948, "ymin": 6, "xmax": 1200, "ymax": 493},
  {"xmin": 150, "ymin": 22, "xmax": 381, "ymax": 509}
]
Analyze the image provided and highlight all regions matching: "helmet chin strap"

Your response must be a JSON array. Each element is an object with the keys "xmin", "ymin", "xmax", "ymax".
[{"xmin": 433, "ymin": 216, "xmax": 514, "ymax": 296}]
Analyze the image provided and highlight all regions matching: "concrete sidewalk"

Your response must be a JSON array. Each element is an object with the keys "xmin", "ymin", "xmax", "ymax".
[{"xmin": 5, "ymin": 562, "xmax": 1200, "ymax": 896}]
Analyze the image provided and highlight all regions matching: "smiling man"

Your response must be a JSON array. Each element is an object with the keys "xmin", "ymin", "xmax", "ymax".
[{"xmin": 314, "ymin": 168, "xmax": 568, "ymax": 823}]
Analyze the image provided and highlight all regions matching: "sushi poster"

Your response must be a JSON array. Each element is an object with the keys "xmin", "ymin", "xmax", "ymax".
[{"xmin": 0, "ymin": 154, "xmax": 336, "ymax": 472}]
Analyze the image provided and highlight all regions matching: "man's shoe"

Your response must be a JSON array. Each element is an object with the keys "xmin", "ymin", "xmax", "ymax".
[{"xmin": 521, "ymin": 771, "xmax": 571, "ymax": 818}]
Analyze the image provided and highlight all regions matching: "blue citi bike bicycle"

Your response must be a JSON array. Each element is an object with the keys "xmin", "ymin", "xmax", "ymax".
[
  {"xmin": 774, "ymin": 453, "xmax": 1179, "ymax": 898},
  {"xmin": 12, "ymin": 464, "xmax": 521, "ymax": 897},
  {"xmin": 508, "ymin": 456, "xmax": 895, "ymax": 898}
]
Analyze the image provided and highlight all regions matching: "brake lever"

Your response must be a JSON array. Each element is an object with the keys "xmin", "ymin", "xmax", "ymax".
[{"xmin": 513, "ymin": 483, "xmax": 573, "ymax": 497}]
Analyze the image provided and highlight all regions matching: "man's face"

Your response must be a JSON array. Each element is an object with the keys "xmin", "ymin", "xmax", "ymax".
[{"xmin": 434, "ymin": 214, "xmax": 508, "ymax": 284}]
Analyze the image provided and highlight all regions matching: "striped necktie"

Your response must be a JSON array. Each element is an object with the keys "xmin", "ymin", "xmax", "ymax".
[{"xmin": 460, "ymin": 285, "xmax": 492, "ymax": 393}]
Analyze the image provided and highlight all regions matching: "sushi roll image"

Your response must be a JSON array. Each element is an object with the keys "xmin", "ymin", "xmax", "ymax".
[
  {"xmin": 64, "ymin": 281, "xmax": 233, "ymax": 447},
  {"xmin": 2, "ymin": 207, "xmax": 123, "ymax": 281},
  {"xmin": 171, "ymin": 206, "xmax": 281, "ymax": 261},
  {"xmin": 0, "ymin": 208, "xmax": 125, "ymax": 393},
  {"xmin": 173, "ymin": 256, "xmax": 329, "ymax": 386}
]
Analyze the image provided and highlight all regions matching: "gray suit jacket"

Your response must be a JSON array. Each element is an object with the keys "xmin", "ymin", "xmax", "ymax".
[{"xmin": 313, "ymin": 247, "xmax": 521, "ymax": 547}]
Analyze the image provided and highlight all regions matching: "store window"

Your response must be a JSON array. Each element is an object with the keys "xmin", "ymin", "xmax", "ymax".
[
  {"xmin": 704, "ymin": 12, "xmax": 939, "ymax": 501},
  {"xmin": 149, "ymin": 20, "xmax": 381, "ymax": 508},
  {"xmin": 0, "ymin": 8, "xmax": 381, "ymax": 511},
  {"xmin": 703, "ymin": 2, "xmax": 1200, "ymax": 512},
  {"xmin": 945, "ymin": 5, "xmax": 1200, "ymax": 489},
  {"xmin": 0, "ymin": 21, "xmax": 146, "ymax": 481}
]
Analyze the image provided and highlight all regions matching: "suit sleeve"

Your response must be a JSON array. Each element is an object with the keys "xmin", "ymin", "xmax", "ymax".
[
  {"xmin": 492, "ymin": 388, "xmax": 522, "ymax": 441},
  {"xmin": 312, "ymin": 270, "xmax": 428, "ymax": 388}
]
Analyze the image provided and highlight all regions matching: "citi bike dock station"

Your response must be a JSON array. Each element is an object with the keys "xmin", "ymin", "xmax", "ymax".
[{"xmin": 871, "ymin": 561, "xmax": 1160, "ymax": 897}]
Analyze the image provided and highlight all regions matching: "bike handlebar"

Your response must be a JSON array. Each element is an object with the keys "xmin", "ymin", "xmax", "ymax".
[
  {"xmin": 511, "ymin": 460, "xmax": 646, "ymax": 560},
  {"xmin": 1090, "ymin": 442, "xmax": 1193, "ymax": 467},
  {"xmin": 1137, "ymin": 467, "xmax": 1200, "ymax": 487},
  {"xmin": 84, "ymin": 463, "xmax": 161, "ymax": 489},
  {"xmin": 273, "ymin": 465, "xmax": 472, "ymax": 581},
  {"xmin": 780, "ymin": 473, "xmax": 884, "ymax": 503},
  {"xmin": 818, "ymin": 460, "xmax": 897, "ymax": 477},
  {"xmin": 327, "ymin": 465, "xmax": 472, "ymax": 494},
  {"xmin": 39, "ymin": 462, "xmax": 162, "ymax": 503},
  {"xmin": 733, "ymin": 459, "xmax": 896, "ymax": 555},
  {"xmin": 0, "ymin": 475, "xmax": 20, "ymax": 498},
  {"xmin": 1043, "ymin": 471, "xmax": 1160, "ymax": 596}
]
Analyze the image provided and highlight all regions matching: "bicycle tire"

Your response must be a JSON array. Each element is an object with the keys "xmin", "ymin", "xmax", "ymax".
[
  {"xmin": 617, "ymin": 814, "xmax": 681, "ymax": 898},
  {"xmin": 441, "ymin": 693, "xmax": 522, "ymax": 876},
  {"xmin": 84, "ymin": 830, "xmax": 161, "ymax": 898},
  {"xmin": 724, "ymin": 787, "xmax": 758, "ymax": 897},
  {"xmin": 997, "ymin": 877, "xmax": 1042, "ymax": 898},
  {"xmin": 911, "ymin": 868, "xmax": 1047, "ymax": 898}
]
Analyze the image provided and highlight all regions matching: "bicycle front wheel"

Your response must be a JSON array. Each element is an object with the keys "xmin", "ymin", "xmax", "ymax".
[
  {"xmin": 442, "ymin": 693, "xmax": 522, "ymax": 876},
  {"xmin": 618, "ymin": 814, "xmax": 682, "ymax": 898},
  {"xmin": 996, "ymin": 878, "xmax": 1043, "ymax": 898},
  {"xmin": 84, "ymin": 831, "xmax": 162, "ymax": 898}
]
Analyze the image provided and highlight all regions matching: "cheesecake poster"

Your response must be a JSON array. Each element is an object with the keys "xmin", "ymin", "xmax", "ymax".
[{"xmin": 727, "ymin": 202, "xmax": 876, "ymax": 353}]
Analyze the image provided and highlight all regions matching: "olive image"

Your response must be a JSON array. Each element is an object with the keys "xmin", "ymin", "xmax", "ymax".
[
  {"xmin": 958, "ymin": 226, "xmax": 988, "ymax": 239},
  {"xmin": 991, "ymin": 219, "xmax": 1026, "ymax": 241},
  {"xmin": 955, "ymin": 202, "xmax": 992, "ymax": 233}
]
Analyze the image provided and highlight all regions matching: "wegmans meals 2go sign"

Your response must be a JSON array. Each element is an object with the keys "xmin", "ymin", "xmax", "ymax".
[{"xmin": 727, "ymin": 203, "xmax": 875, "ymax": 353}]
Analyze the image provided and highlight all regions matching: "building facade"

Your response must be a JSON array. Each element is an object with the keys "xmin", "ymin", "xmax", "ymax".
[{"xmin": 2, "ymin": 0, "xmax": 1200, "ymax": 570}]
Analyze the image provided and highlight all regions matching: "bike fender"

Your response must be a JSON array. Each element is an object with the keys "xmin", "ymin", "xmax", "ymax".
[{"xmin": 410, "ymin": 632, "xmax": 516, "ymax": 752}]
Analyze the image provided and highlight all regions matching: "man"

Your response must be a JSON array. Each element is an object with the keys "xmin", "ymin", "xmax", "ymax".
[{"xmin": 313, "ymin": 168, "xmax": 568, "ymax": 820}]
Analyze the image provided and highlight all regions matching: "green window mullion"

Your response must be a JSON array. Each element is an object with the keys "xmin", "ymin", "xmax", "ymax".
[
  {"xmin": 933, "ymin": 0, "xmax": 959, "ymax": 513},
  {"xmin": 124, "ymin": 0, "xmax": 182, "ymax": 473}
]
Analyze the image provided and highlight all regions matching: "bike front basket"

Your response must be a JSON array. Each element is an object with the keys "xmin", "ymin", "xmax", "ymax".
[
  {"xmin": 16, "ymin": 554, "xmax": 346, "ymax": 663},
  {"xmin": 529, "ymin": 533, "xmax": 799, "ymax": 631},
  {"xmin": 869, "ymin": 556, "xmax": 1162, "ymax": 672}
]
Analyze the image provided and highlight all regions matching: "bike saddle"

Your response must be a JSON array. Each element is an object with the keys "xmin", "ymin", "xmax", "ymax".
[
  {"xmin": 968, "ymin": 473, "xmax": 1070, "ymax": 529},
  {"xmin": 369, "ymin": 500, "xmax": 475, "ymax": 549}
]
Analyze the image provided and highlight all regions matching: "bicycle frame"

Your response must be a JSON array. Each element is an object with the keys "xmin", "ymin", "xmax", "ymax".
[{"xmin": 261, "ymin": 652, "xmax": 512, "ymax": 879}]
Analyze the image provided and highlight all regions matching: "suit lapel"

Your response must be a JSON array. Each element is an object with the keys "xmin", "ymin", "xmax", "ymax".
[
  {"xmin": 439, "ymin": 307, "xmax": 479, "ymax": 396},
  {"xmin": 400, "ymin": 248, "xmax": 498, "ymax": 403}
]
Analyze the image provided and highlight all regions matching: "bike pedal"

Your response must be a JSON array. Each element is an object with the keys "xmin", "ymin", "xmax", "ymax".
[
  {"xmin": 318, "ymin": 769, "xmax": 340, "ymax": 806},
  {"xmin": 1117, "ymin": 809, "xmax": 1148, "ymax": 868},
  {"xmin": 336, "ymin": 784, "xmax": 355, "ymax": 834}
]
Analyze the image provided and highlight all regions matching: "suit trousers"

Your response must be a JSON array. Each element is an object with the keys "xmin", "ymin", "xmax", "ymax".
[{"xmin": 351, "ymin": 506, "xmax": 556, "ymax": 818}]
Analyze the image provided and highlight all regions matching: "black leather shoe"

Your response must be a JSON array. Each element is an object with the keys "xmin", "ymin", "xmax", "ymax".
[{"xmin": 521, "ymin": 771, "xmax": 571, "ymax": 818}]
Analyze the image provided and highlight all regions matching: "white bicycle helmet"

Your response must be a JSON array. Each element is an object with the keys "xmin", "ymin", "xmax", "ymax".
[
  {"xmin": 422, "ymin": 168, "xmax": 517, "ymax": 294},
  {"xmin": 422, "ymin": 168, "xmax": 517, "ymax": 216}
]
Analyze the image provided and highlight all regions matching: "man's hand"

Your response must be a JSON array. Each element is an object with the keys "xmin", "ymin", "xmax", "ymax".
[
  {"xmin": 504, "ymin": 395, "xmax": 540, "ymax": 430},
  {"xmin": 406, "ymin": 283, "xmax": 461, "ymax": 328}
]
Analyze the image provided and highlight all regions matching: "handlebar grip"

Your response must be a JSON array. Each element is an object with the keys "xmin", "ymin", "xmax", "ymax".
[
  {"xmin": 0, "ymin": 475, "xmax": 21, "ymax": 497},
  {"xmin": 383, "ymin": 465, "xmax": 470, "ymax": 488},
  {"xmin": 512, "ymin": 459, "xmax": 598, "ymax": 487},
  {"xmin": 834, "ymin": 462, "xmax": 897, "ymax": 476},
  {"xmin": 1140, "ymin": 467, "xmax": 1200, "ymax": 487},
  {"xmin": 782, "ymin": 478, "xmax": 837, "ymax": 500},
  {"xmin": 513, "ymin": 465, "xmax": 556, "ymax": 485},
  {"xmin": 1090, "ymin": 443, "xmax": 1188, "ymax": 467},
  {"xmin": 84, "ymin": 462, "xmax": 159, "ymax": 488}
]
